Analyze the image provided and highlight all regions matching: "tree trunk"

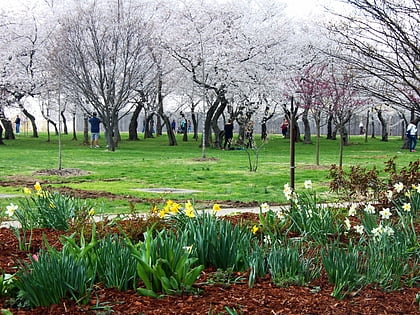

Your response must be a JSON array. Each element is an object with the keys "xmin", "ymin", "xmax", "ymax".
[
  {"xmin": 71, "ymin": 113, "xmax": 77, "ymax": 141},
  {"xmin": 2, "ymin": 119, "xmax": 14, "ymax": 140},
  {"xmin": 211, "ymin": 94, "xmax": 227, "ymax": 148},
  {"xmin": 191, "ymin": 110, "xmax": 198, "ymax": 140},
  {"xmin": 302, "ymin": 107, "xmax": 312, "ymax": 144},
  {"xmin": 19, "ymin": 105, "xmax": 38, "ymax": 138},
  {"xmin": 61, "ymin": 110, "xmax": 68, "ymax": 135},
  {"xmin": 0, "ymin": 124, "xmax": 4, "ymax": 144},
  {"xmin": 128, "ymin": 102, "xmax": 142, "ymax": 141},
  {"xmin": 83, "ymin": 114, "xmax": 89, "ymax": 145},
  {"xmin": 326, "ymin": 114, "xmax": 333, "ymax": 140},
  {"xmin": 377, "ymin": 109, "xmax": 388, "ymax": 141}
]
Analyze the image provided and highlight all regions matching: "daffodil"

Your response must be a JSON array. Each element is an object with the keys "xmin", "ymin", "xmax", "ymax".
[
  {"xmin": 393, "ymin": 182, "xmax": 404, "ymax": 193},
  {"xmin": 88, "ymin": 208, "xmax": 95, "ymax": 216},
  {"xmin": 159, "ymin": 210, "xmax": 166, "ymax": 218},
  {"xmin": 170, "ymin": 202, "xmax": 181, "ymax": 214},
  {"xmin": 413, "ymin": 183, "xmax": 420, "ymax": 193},
  {"xmin": 348, "ymin": 204, "xmax": 357, "ymax": 216},
  {"xmin": 354, "ymin": 225, "xmax": 364, "ymax": 234},
  {"xmin": 344, "ymin": 217, "xmax": 351, "ymax": 230},
  {"xmin": 371, "ymin": 224, "xmax": 384, "ymax": 237},
  {"xmin": 260, "ymin": 202, "xmax": 269, "ymax": 212},
  {"xmin": 386, "ymin": 190, "xmax": 393, "ymax": 200},
  {"xmin": 283, "ymin": 183, "xmax": 293, "ymax": 200},
  {"xmin": 23, "ymin": 187, "xmax": 31, "ymax": 195},
  {"xmin": 364, "ymin": 203, "xmax": 375, "ymax": 214},
  {"xmin": 185, "ymin": 208, "xmax": 195, "ymax": 218},
  {"xmin": 402, "ymin": 203, "xmax": 411, "ymax": 212},
  {"xmin": 185, "ymin": 200, "xmax": 194, "ymax": 213},
  {"xmin": 152, "ymin": 205, "xmax": 158, "ymax": 213},
  {"xmin": 383, "ymin": 226, "xmax": 394, "ymax": 237},
  {"xmin": 212, "ymin": 203, "xmax": 221, "ymax": 212},
  {"xmin": 183, "ymin": 245, "xmax": 193, "ymax": 253},
  {"xmin": 276, "ymin": 211, "xmax": 286, "ymax": 221},
  {"xmin": 49, "ymin": 202, "xmax": 56, "ymax": 209},
  {"xmin": 6, "ymin": 203, "xmax": 18, "ymax": 217},
  {"xmin": 304, "ymin": 180, "xmax": 312, "ymax": 189},
  {"xmin": 34, "ymin": 182, "xmax": 42, "ymax": 192},
  {"xmin": 251, "ymin": 225, "xmax": 259, "ymax": 234},
  {"xmin": 404, "ymin": 191, "xmax": 411, "ymax": 198},
  {"xmin": 379, "ymin": 208, "xmax": 392, "ymax": 219}
]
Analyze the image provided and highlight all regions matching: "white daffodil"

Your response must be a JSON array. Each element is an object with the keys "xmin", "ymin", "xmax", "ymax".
[
  {"xmin": 348, "ymin": 204, "xmax": 357, "ymax": 216},
  {"xmin": 304, "ymin": 180, "xmax": 312, "ymax": 189},
  {"xmin": 260, "ymin": 202, "xmax": 270, "ymax": 212},
  {"xmin": 402, "ymin": 203, "xmax": 411, "ymax": 212},
  {"xmin": 383, "ymin": 226, "xmax": 394, "ymax": 237},
  {"xmin": 379, "ymin": 208, "xmax": 392, "ymax": 220},
  {"xmin": 393, "ymin": 182, "xmax": 404, "ymax": 193},
  {"xmin": 364, "ymin": 203, "xmax": 375, "ymax": 214},
  {"xmin": 6, "ymin": 203, "xmax": 18, "ymax": 217},
  {"xmin": 354, "ymin": 225, "xmax": 364, "ymax": 234},
  {"xmin": 344, "ymin": 217, "xmax": 351, "ymax": 230}
]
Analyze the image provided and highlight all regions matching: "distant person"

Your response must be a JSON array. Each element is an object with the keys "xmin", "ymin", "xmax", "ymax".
[
  {"xmin": 89, "ymin": 112, "xmax": 101, "ymax": 148},
  {"xmin": 223, "ymin": 119, "xmax": 234, "ymax": 150},
  {"xmin": 359, "ymin": 121, "xmax": 364, "ymax": 135},
  {"xmin": 14, "ymin": 115, "xmax": 21, "ymax": 134},
  {"xmin": 171, "ymin": 119, "xmax": 176, "ymax": 131},
  {"xmin": 281, "ymin": 119, "xmax": 288, "ymax": 138},
  {"xmin": 406, "ymin": 120, "xmax": 417, "ymax": 152}
]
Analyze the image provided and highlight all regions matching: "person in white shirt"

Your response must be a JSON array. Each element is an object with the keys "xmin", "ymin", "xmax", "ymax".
[{"xmin": 406, "ymin": 120, "xmax": 418, "ymax": 152}]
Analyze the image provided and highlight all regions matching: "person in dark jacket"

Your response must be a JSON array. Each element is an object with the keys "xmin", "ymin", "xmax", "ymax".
[{"xmin": 223, "ymin": 119, "xmax": 234, "ymax": 150}]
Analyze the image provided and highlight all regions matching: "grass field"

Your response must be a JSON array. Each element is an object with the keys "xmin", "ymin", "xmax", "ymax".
[{"xmin": 0, "ymin": 132, "xmax": 417, "ymax": 214}]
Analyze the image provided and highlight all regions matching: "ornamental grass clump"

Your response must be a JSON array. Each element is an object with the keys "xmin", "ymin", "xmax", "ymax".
[
  {"xmin": 268, "ymin": 243, "xmax": 321, "ymax": 287},
  {"xmin": 14, "ymin": 249, "xmax": 95, "ymax": 307},
  {"xmin": 364, "ymin": 233, "xmax": 419, "ymax": 291},
  {"xmin": 95, "ymin": 234, "xmax": 138, "ymax": 291},
  {"xmin": 322, "ymin": 242, "xmax": 365, "ymax": 299}
]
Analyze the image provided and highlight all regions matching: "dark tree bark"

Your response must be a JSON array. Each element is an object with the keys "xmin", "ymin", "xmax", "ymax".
[
  {"xmin": 326, "ymin": 114, "xmax": 334, "ymax": 140},
  {"xmin": 61, "ymin": 110, "xmax": 68, "ymax": 135},
  {"xmin": 302, "ymin": 107, "xmax": 312, "ymax": 144},
  {"xmin": 2, "ymin": 119, "xmax": 14, "ymax": 140},
  {"xmin": 83, "ymin": 114, "xmax": 89, "ymax": 145},
  {"xmin": 128, "ymin": 101, "xmax": 143, "ymax": 141},
  {"xmin": 71, "ymin": 112, "xmax": 77, "ymax": 141},
  {"xmin": 377, "ymin": 108, "xmax": 388, "ymax": 142},
  {"xmin": 20, "ymin": 105, "xmax": 38, "ymax": 138},
  {"xmin": 0, "ymin": 124, "xmax": 4, "ymax": 144}
]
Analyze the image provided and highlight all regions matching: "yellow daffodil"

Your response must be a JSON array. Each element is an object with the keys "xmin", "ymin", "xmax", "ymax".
[
  {"xmin": 185, "ymin": 208, "xmax": 195, "ymax": 218},
  {"xmin": 185, "ymin": 201, "xmax": 195, "ymax": 213},
  {"xmin": 251, "ymin": 225, "xmax": 259, "ymax": 234},
  {"xmin": 34, "ymin": 182, "xmax": 42, "ymax": 192},
  {"xmin": 152, "ymin": 205, "xmax": 158, "ymax": 213},
  {"xmin": 23, "ymin": 187, "xmax": 31, "ymax": 195},
  {"xmin": 170, "ymin": 202, "xmax": 181, "ymax": 214},
  {"xmin": 212, "ymin": 204, "xmax": 221, "ymax": 212},
  {"xmin": 404, "ymin": 191, "xmax": 411, "ymax": 198},
  {"xmin": 88, "ymin": 208, "xmax": 95, "ymax": 216},
  {"xmin": 159, "ymin": 210, "xmax": 167, "ymax": 218}
]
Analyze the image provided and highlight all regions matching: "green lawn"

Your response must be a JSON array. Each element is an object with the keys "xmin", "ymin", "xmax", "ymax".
[{"xmin": 0, "ymin": 132, "xmax": 417, "ymax": 213}]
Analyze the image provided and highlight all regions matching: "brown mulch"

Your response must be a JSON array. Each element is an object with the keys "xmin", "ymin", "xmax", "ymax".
[{"xmin": 0, "ymin": 223, "xmax": 419, "ymax": 314}]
